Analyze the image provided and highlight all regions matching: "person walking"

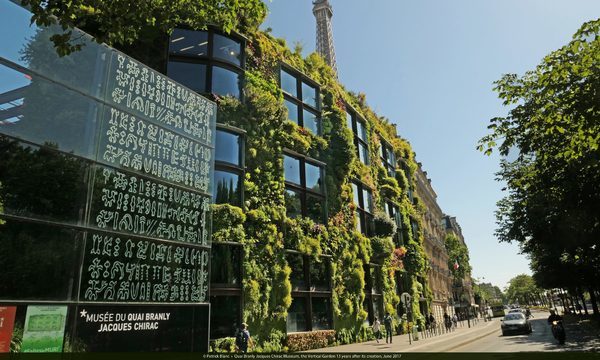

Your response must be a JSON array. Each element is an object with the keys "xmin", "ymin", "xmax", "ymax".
[
  {"xmin": 452, "ymin": 313, "xmax": 458, "ymax": 329},
  {"xmin": 235, "ymin": 323, "xmax": 252, "ymax": 353},
  {"xmin": 373, "ymin": 317, "xmax": 382, "ymax": 343},
  {"xmin": 383, "ymin": 312, "xmax": 393, "ymax": 344}
]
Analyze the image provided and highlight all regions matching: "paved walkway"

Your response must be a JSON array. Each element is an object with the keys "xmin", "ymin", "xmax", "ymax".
[{"xmin": 304, "ymin": 318, "xmax": 501, "ymax": 352}]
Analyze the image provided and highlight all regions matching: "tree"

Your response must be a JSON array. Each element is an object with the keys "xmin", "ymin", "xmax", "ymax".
[
  {"xmin": 21, "ymin": 0, "xmax": 267, "ymax": 56},
  {"xmin": 506, "ymin": 274, "xmax": 542, "ymax": 305},
  {"xmin": 478, "ymin": 18, "xmax": 600, "ymax": 314},
  {"xmin": 445, "ymin": 233, "xmax": 471, "ymax": 281}
]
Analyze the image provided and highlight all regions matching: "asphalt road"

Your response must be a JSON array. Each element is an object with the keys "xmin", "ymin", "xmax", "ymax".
[{"xmin": 448, "ymin": 310, "xmax": 563, "ymax": 352}]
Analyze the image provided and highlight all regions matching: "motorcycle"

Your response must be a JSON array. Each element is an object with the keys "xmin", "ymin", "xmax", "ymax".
[{"xmin": 550, "ymin": 320, "xmax": 566, "ymax": 345}]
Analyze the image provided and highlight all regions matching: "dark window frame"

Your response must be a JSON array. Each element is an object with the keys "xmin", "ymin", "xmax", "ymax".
[
  {"xmin": 210, "ymin": 241, "xmax": 244, "ymax": 340},
  {"xmin": 346, "ymin": 106, "xmax": 370, "ymax": 165},
  {"xmin": 351, "ymin": 181, "xmax": 374, "ymax": 236},
  {"xmin": 364, "ymin": 263, "xmax": 384, "ymax": 325},
  {"xmin": 279, "ymin": 64, "xmax": 322, "ymax": 136},
  {"xmin": 283, "ymin": 150, "xmax": 327, "ymax": 224},
  {"xmin": 379, "ymin": 138, "xmax": 396, "ymax": 177},
  {"xmin": 385, "ymin": 199, "xmax": 404, "ymax": 246},
  {"xmin": 213, "ymin": 125, "xmax": 245, "ymax": 208},
  {"xmin": 167, "ymin": 28, "xmax": 245, "ymax": 101},
  {"xmin": 285, "ymin": 250, "xmax": 333, "ymax": 332}
]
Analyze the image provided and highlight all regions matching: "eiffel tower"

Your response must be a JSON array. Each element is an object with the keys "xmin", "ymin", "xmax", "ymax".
[{"xmin": 313, "ymin": 0, "xmax": 338, "ymax": 76}]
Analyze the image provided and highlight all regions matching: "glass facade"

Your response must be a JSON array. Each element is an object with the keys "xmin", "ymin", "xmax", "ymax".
[
  {"xmin": 280, "ymin": 66, "xmax": 321, "ymax": 135},
  {"xmin": 0, "ymin": 1, "xmax": 215, "ymax": 352}
]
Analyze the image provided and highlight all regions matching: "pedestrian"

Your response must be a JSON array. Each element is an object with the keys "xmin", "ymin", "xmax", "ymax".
[
  {"xmin": 443, "ymin": 312, "xmax": 451, "ymax": 331},
  {"xmin": 452, "ymin": 313, "xmax": 458, "ymax": 329},
  {"xmin": 235, "ymin": 322, "xmax": 252, "ymax": 353},
  {"xmin": 383, "ymin": 312, "xmax": 393, "ymax": 343},
  {"xmin": 373, "ymin": 317, "xmax": 382, "ymax": 343}
]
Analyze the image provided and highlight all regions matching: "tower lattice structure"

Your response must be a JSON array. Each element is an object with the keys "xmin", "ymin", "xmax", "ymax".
[{"xmin": 313, "ymin": 0, "xmax": 338, "ymax": 76}]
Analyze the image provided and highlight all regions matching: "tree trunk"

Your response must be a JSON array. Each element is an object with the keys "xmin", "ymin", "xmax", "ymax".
[
  {"xmin": 559, "ymin": 289, "xmax": 568, "ymax": 312},
  {"xmin": 578, "ymin": 288, "xmax": 589, "ymax": 315},
  {"xmin": 588, "ymin": 287, "xmax": 599, "ymax": 316}
]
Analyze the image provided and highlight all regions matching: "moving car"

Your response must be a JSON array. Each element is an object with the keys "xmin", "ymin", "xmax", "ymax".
[{"xmin": 501, "ymin": 312, "xmax": 532, "ymax": 335}]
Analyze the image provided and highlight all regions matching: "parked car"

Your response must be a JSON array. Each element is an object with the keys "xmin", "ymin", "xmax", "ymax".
[{"xmin": 501, "ymin": 312, "xmax": 532, "ymax": 335}]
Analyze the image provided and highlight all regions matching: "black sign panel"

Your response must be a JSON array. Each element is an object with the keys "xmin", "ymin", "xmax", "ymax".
[{"xmin": 74, "ymin": 304, "xmax": 209, "ymax": 352}]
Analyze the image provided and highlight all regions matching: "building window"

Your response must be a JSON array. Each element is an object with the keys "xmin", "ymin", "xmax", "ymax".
[
  {"xmin": 213, "ymin": 127, "xmax": 244, "ymax": 207},
  {"xmin": 351, "ymin": 182, "xmax": 374, "ymax": 236},
  {"xmin": 280, "ymin": 66, "xmax": 321, "ymax": 136},
  {"xmin": 286, "ymin": 252, "xmax": 332, "ymax": 332},
  {"xmin": 385, "ymin": 201, "xmax": 404, "ymax": 246},
  {"xmin": 380, "ymin": 140, "xmax": 396, "ymax": 177},
  {"xmin": 210, "ymin": 243, "xmax": 243, "ymax": 339},
  {"xmin": 364, "ymin": 264, "xmax": 384, "ymax": 324},
  {"xmin": 283, "ymin": 153, "xmax": 326, "ymax": 224},
  {"xmin": 347, "ymin": 109, "xmax": 369, "ymax": 165},
  {"xmin": 167, "ymin": 28, "xmax": 244, "ymax": 99}
]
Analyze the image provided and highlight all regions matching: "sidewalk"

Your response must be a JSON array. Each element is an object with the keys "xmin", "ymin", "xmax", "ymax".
[{"xmin": 304, "ymin": 318, "xmax": 500, "ymax": 353}]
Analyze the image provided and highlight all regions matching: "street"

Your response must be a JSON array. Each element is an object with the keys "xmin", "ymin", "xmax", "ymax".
[{"xmin": 305, "ymin": 310, "xmax": 599, "ymax": 352}]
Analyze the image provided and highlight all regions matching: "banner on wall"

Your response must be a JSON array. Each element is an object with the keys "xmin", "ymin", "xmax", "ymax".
[
  {"xmin": 0, "ymin": 307, "xmax": 17, "ymax": 353},
  {"xmin": 21, "ymin": 306, "xmax": 67, "ymax": 353}
]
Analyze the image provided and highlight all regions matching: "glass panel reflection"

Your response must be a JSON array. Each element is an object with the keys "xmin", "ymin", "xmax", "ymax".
[
  {"xmin": 346, "ymin": 112, "xmax": 353, "ymax": 130},
  {"xmin": 280, "ymin": 69, "xmax": 297, "ymax": 97},
  {"xmin": 167, "ymin": 61, "xmax": 207, "ymax": 94},
  {"xmin": 357, "ymin": 120, "xmax": 368, "ymax": 142},
  {"xmin": 0, "ymin": 136, "xmax": 89, "ymax": 224},
  {"xmin": 285, "ymin": 189, "xmax": 302, "ymax": 219},
  {"xmin": 0, "ymin": 218, "xmax": 82, "ymax": 300},
  {"xmin": 305, "ymin": 163, "xmax": 321, "ymax": 193},
  {"xmin": 359, "ymin": 143, "xmax": 369, "ymax": 165},
  {"xmin": 210, "ymin": 244, "xmax": 242, "ymax": 286},
  {"xmin": 209, "ymin": 295, "xmax": 240, "ymax": 339},
  {"xmin": 287, "ymin": 297, "xmax": 308, "ymax": 332},
  {"xmin": 302, "ymin": 82, "xmax": 317, "ymax": 108},
  {"xmin": 215, "ymin": 130, "xmax": 240, "ymax": 165},
  {"xmin": 303, "ymin": 109, "xmax": 319, "ymax": 135},
  {"xmin": 169, "ymin": 29, "xmax": 209, "ymax": 56},
  {"xmin": 283, "ymin": 155, "xmax": 301, "ymax": 184},
  {"xmin": 287, "ymin": 253, "xmax": 306, "ymax": 290},
  {"xmin": 306, "ymin": 195, "xmax": 324, "ymax": 224},
  {"xmin": 214, "ymin": 170, "xmax": 241, "ymax": 206},
  {"xmin": 284, "ymin": 99, "xmax": 299, "ymax": 124},
  {"xmin": 310, "ymin": 259, "xmax": 329, "ymax": 290},
  {"xmin": 212, "ymin": 34, "xmax": 241, "ymax": 66},
  {"xmin": 0, "ymin": 63, "xmax": 101, "ymax": 158},
  {"xmin": 212, "ymin": 66, "xmax": 240, "ymax": 98},
  {"xmin": 311, "ymin": 297, "xmax": 332, "ymax": 330}
]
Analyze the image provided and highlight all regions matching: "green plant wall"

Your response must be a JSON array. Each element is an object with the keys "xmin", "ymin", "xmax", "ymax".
[{"xmin": 210, "ymin": 27, "xmax": 432, "ymax": 349}]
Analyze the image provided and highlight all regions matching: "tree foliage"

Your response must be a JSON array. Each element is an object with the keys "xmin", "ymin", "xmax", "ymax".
[
  {"xmin": 445, "ymin": 233, "xmax": 471, "ymax": 281},
  {"xmin": 478, "ymin": 18, "xmax": 600, "ymax": 298},
  {"xmin": 21, "ymin": 0, "xmax": 267, "ymax": 56},
  {"xmin": 505, "ymin": 274, "xmax": 541, "ymax": 305}
]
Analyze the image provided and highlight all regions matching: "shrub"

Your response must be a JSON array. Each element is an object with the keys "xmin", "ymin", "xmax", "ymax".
[
  {"xmin": 210, "ymin": 337, "xmax": 236, "ymax": 353},
  {"xmin": 285, "ymin": 330, "xmax": 336, "ymax": 352},
  {"xmin": 373, "ymin": 212, "xmax": 397, "ymax": 238}
]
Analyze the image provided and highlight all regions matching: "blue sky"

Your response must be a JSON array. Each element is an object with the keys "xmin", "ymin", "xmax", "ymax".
[{"xmin": 262, "ymin": 0, "xmax": 600, "ymax": 290}]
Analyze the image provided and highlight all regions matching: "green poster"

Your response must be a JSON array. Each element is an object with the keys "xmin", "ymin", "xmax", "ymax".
[{"xmin": 21, "ymin": 306, "xmax": 67, "ymax": 353}]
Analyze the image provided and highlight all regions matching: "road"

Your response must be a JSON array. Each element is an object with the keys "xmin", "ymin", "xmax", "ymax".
[
  {"xmin": 447, "ymin": 311, "xmax": 562, "ymax": 352},
  {"xmin": 305, "ymin": 310, "xmax": 597, "ymax": 352}
]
